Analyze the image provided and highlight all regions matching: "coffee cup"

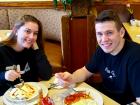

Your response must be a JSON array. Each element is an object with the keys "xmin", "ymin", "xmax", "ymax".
[{"xmin": 130, "ymin": 19, "xmax": 137, "ymax": 26}]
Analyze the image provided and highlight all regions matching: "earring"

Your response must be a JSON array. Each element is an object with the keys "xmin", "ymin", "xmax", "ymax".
[{"xmin": 15, "ymin": 33, "xmax": 18, "ymax": 37}]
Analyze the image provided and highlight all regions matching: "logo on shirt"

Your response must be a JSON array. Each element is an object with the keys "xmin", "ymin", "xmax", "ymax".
[
  {"xmin": 105, "ymin": 67, "xmax": 116, "ymax": 79},
  {"xmin": 20, "ymin": 62, "xmax": 30, "ymax": 74}
]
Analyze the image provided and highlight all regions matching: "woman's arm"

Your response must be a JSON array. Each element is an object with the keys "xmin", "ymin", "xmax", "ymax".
[
  {"xmin": 31, "ymin": 41, "xmax": 52, "ymax": 80},
  {"xmin": 33, "ymin": 49, "xmax": 52, "ymax": 80}
]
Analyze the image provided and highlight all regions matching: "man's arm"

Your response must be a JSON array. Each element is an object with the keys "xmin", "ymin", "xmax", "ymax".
[
  {"xmin": 55, "ymin": 66, "xmax": 93, "ymax": 86},
  {"xmin": 71, "ymin": 66, "xmax": 93, "ymax": 83}
]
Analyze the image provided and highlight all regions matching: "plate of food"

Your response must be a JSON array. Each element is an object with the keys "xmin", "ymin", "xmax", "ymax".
[
  {"xmin": 63, "ymin": 87, "xmax": 103, "ymax": 105},
  {"xmin": 3, "ymin": 82, "xmax": 48, "ymax": 105}
]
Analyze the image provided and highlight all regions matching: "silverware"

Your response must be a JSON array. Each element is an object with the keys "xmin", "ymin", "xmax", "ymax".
[
  {"xmin": 70, "ymin": 88, "xmax": 85, "ymax": 93},
  {"xmin": 20, "ymin": 62, "xmax": 30, "ymax": 74},
  {"xmin": 48, "ymin": 83, "xmax": 59, "ymax": 90},
  {"xmin": 16, "ymin": 65, "xmax": 24, "ymax": 88}
]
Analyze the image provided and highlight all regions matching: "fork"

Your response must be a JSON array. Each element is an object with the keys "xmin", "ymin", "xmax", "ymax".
[
  {"xmin": 48, "ymin": 83, "xmax": 59, "ymax": 90},
  {"xmin": 6, "ymin": 64, "xmax": 25, "ymax": 88},
  {"xmin": 16, "ymin": 65, "xmax": 24, "ymax": 88},
  {"xmin": 70, "ymin": 88, "xmax": 85, "ymax": 93}
]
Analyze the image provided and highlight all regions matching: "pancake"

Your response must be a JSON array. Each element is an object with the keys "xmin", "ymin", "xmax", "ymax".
[{"xmin": 10, "ymin": 83, "xmax": 36, "ymax": 100}]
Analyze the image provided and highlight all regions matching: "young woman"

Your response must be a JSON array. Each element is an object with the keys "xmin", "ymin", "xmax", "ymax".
[{"xmin": 0, "ymin": 15, "xmax": 52, "ymax": 95}]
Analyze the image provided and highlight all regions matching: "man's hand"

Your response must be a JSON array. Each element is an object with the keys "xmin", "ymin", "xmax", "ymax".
[{"xmin": 55, "ymin": 72, "xmax": 74, "ymax": 87}]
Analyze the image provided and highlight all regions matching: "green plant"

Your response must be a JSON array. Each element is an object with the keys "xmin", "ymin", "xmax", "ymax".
[
  {"xmin": 53, "ymin": 0, "xmax": 73, "ymax": 10},
  {"xmin": 53, "ymin": 0, "xmax": 105, "ymax": 11},
  {"xmin": 53, "ymin": 0, "xmax": 105, "ymax": 18}
]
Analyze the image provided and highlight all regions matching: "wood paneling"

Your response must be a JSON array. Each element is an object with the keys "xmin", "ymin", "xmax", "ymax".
[
  {"xmin": 94, "ymin": 1, "xmax": 140, "ymax": 20},
  {"xmin": 62, "ymin": 15, "xmax": 96, "ymax": 73},
  {"xmin": 0, "ymin": 1, "xmax": 63, "ymax": 9},
  {"xmin": 61, "ymin": 15, "xmax": 71, "ymax": 70},
  {"xmin": 70, "ymin": 17, "xmax": 88, "ymax": 70}
]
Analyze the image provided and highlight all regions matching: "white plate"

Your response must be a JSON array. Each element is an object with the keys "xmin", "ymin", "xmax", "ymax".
[
  {"xmin": 38, "ymin": 82, "xmax": 48, "ymax": 97},
  {"xmin": 3, "ymin": 82, "xmax": 48, "ymax": 105},
  {"xmin": 136, "ymin": 34, "xmax": 140, "ymax": 38},
  {"xmin": 64, "ymin": 87, "xmax": 103, "ymax": 105}
]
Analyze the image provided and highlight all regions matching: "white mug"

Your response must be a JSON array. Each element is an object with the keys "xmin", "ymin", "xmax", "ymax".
[{"xmin": 130, "ymin": 19, "xmax": 137, "ymax": 26}]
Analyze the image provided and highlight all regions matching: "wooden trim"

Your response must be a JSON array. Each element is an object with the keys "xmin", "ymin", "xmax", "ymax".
[
  {"xmin": 0, "ymin": 1, "xmax": 63, "ymax": 9},
  {"xmin": 61, "ymin": 15, "xmax": 71, "ymax": 70},
  {"xmin": 94, "ymin": 1, "xmax": 140, "ymax": 5},
  {"xmin": 87, "ymin": 15, "xmax": 97, "ymax": 60},
  {"xmin": 0, "ymin": 1, "xmax": 140, "ymax": 8}
]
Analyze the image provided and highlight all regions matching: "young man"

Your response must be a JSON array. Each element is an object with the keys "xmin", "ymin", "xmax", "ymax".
[{"xmin": 55, "ymin": 9, "xmax": 140, "ymax": 105}]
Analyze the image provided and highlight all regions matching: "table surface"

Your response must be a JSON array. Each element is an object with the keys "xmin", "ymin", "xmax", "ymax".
[
  {"xmin": 123, "ymin": 22, "xmax": 140, "ymax": 44},
  {"xmin": 0, "ymin": 77, "xmax": 120, "ymax": 105}
]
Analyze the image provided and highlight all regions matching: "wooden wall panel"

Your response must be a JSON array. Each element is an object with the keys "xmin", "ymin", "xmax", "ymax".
[
  {"xmin": 94, "ymin": 1, "xmax": 140, "ymax": 20},
  {"xmin": 130, "ymin": 4, "xmax": 140, "ymax": 19},
  {"xmin": 0, "ymin": 1, "xmax": 63, "ymax": 9},
  {"xmin": 62, "ymin": 15, "xmax": 96, "ymax": 73},
  {"xmin": 69, "ymin": 17, "xmax": 88, "ymax": 71}
]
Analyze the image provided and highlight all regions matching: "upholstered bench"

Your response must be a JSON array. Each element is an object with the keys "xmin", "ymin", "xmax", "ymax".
[{"xmin": 44, "ymin": 40, "xmax": 63, "ymax": 73}]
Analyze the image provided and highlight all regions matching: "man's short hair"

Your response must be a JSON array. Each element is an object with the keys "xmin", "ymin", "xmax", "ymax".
[{"xmin": 95, "ymin": 9, "xmax": 123, "ymax": 31}]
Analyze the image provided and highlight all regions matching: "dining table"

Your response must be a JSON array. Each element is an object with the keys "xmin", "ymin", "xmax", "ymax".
[
  {"xmin": 123, "ymin": 22, "xmax": 140, "ymax": 44},
  {"xmin": 0, "ymin": 76, "xmax": 120, "ymax": 105}
]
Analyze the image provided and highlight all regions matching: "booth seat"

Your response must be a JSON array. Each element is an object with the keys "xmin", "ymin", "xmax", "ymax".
[{"xmin": 0, "ymin": 8, "xmax": 68, "ymax": 73}]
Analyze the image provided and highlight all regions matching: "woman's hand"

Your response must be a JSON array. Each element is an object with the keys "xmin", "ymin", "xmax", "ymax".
[{"xmin": 5, "ymin": 70, "xmax": 21, "ymax": 81}]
